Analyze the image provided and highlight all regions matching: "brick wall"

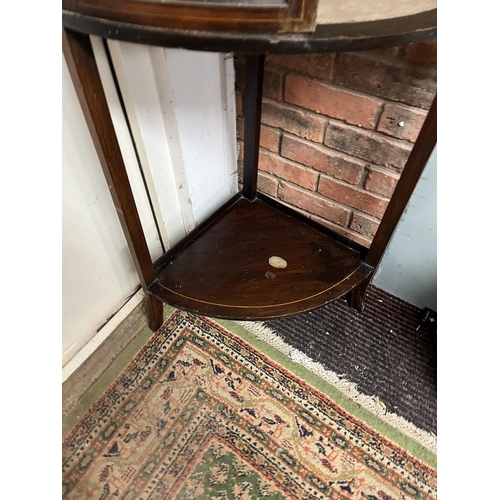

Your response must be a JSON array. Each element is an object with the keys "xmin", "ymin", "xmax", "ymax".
[{"xmin": 234, "ymin": 41, "xmax": 437, "ymax": 247}]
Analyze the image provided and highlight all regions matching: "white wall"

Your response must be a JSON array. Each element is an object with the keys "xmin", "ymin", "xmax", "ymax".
[
  {"xmin": 374, "ymin": 146, "xmax": 437, "ymax": 310},
  {"xmin": 62, "ymin": 54, "xmax": 149, "ymax": 366},
  {"xmin": 62, "ymin": 39, "xmax": 237, "ymax": 370},
  {"xmin": 160, "ymin": 49, "xmax": 238, "ymax": 226},
  {"xmin": 107, "ymin": 42, "xmax": 238, "ymax": 248}
]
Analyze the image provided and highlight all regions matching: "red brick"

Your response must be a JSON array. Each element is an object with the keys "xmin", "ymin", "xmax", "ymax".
[
  {"xmin": 236, "ymin": 122, "xmax": 280, "ymax": 153},
  {"xmin": 306, "ymin": 213, "xmax": 373, "ymax": 247},
  {"xmin": 272, "ymin": 202, "xmax": 372, "ymax": 247},
  {"xmin": 281, "ymin": 135, "xmax": 364, "ymax": 184},
  {"xmin": 318, "ymin": 176, "xmax": 389, "ymax": 218},
  {"xmin": 263, "ymin": 69, "xmax": 283, "ymax": 100},
  {"xmin": 261, "ymin": 99, "xmax": 326, "ymax": 143},
  {"xmin": 377, "ymin": 103, "xmax": 427, "ymax": 142},
  {"xmin": 365, "ymin": 167, "xmax": 400, "ymax": 198},
  {"xmin": 363, "ymin": 47, "xmax": 404, "ymax": 58},
  {"xmin": 236, "ymin": 117, "xmax": 244, "ymax": 140},
  {"xmin": 236, "ymin": 118, "xmax": 281, "ymax": 153},
  {"xmin": 350, "ymin": 212, "xmax": 380, "ymax": 238},
  {"xmin": 259, "ymin": 150, "xmax": 318, "ymax": 190},
  {"xmin": 257, "ymin": 172, "xmax": 279, "ymax": 197},
  {"xmin": 235, "ymin": 62, "xmax": 283, "ymax": 100},
  {"xmin": 329, "ymin": 221, "xmax": 372, "ymax": 248},
  {"xmin": 278, "ymin": 182, "xmax": 350, "ymax": 226},
  {"xmin": 324, "ymin": 121, "xmax": 412, "ymax": 171},
  {"xmin": 404, "ymin": 40, "xmax": 437, "ymax": 65},
  {"xmin": 285, "ymin": 75, "xmax": 382, "ymax": 129},
  {"xmin": 260, "ymin": 125, "xmax": 281, "ymax": 153},
  {"xmin": 267, "ymin": 53, "xmax": 335, "ymax": 80},
  {"xmin": 334, "ymin": 53, "xmax": 436, "ymax": 109},
  {"xmin": 235, "ymin": 90, "xmax": 243, "ymax": 116}
]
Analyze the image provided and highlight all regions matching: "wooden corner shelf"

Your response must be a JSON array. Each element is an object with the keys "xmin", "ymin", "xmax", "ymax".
[
  {"xmin": 62, "ymin": 4, "xmax": 436, "ymax": 329},
  {"xmin": 148, "ymin": 193, "xmax": 372, "ymax": 319}
]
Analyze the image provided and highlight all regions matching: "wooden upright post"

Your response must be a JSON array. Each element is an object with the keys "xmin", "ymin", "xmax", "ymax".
[
  {"xmin": 242, "ymin": 54, "xmax": 265, "ymax": 200},
  {"xmin": 350, "ymin": 97, "xmax": 437, "ymax": 311},
  {"xmin": 63, "ymin": 28, "xmax": 164, "ymax": 331}
]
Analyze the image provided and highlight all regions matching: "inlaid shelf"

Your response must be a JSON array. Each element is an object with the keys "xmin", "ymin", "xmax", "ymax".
[
  {"xmin": 148, "ymin": 193, "xmax": 372, "ymax": 319},
  {"xmin": 62, "ymin": 0, "xmax": 437, "ymax": 330}
]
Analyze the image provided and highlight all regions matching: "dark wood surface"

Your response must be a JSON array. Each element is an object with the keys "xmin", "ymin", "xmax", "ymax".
[
  {"xmin": 62, "ymin": 9, "xmax": 436, "ymax": 54},
  {"xmin": 62, "ymin": 3, "xmax": 436, "ymax": 319},
  {"xmin": 62, "ymin": 0, "xmax": 318, "ymax": 34},
  {"xmin": 62, "ymin": 28, "xmax": 164, "ymax": 331},
  {"xmin": 148, "ymin": 197, "xmax": 372, "ymax": 319},
  {"xmin": 350, "ymin": 97, "xmax": 437, "ymax": 311},
  {"xmin": 257, "ymin": 192, "xmax": 368, "ymax": 258}
]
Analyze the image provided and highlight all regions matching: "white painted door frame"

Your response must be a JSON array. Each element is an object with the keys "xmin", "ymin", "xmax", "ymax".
[{"xmin": 107, "ymin": 41, "xmax": 238, "ymax": 249}]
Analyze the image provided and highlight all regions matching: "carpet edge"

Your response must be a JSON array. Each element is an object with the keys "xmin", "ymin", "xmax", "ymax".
[{"xmin": 233, "ymin": 319, "xmax": 437, "ymax": 463}]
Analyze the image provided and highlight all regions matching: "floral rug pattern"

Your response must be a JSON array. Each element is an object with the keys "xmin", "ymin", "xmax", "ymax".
[{"xmin": 62, "ymin": 310, "xmax": 437, "ymax": 499}]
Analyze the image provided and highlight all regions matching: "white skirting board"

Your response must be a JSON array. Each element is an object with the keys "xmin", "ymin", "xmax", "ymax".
[{"xmin": 62, "ymin": 289, "xmax": 145, "ymax": 384}]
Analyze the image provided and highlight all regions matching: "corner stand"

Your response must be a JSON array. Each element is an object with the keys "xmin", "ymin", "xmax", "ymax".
[{"xmin": 63, "ymin": 29, "xmax": 436, "ymax": 328}]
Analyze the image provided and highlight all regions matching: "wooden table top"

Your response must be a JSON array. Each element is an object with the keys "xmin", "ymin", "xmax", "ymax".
[{"xmin": 62, "ymin": 0, "xmax": 436, "ymax": 53}]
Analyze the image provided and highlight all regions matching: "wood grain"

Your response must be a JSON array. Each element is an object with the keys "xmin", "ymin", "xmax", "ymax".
[
  {"xmin": 149, "ymin": 197, "xmax": 372, "ymax": 319},
  {"xmin": 62, "ymin": 8, "xmax": 436, "ymax": 54},
  {"xmin": 62, "ymin": 0, "xmax": 319, "ymax": 33},
  {"xmin": 62, "ymin": 28, "xmax": 164, "ymax": 331}
]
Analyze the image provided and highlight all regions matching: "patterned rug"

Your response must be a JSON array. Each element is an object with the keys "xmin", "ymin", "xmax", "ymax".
[{"xmin": 62, "ymin": 310, "xmax": 437, "ymax": 500}]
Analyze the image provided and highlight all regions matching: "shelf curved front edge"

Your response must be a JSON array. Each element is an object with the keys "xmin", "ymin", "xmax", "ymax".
[
  {"xmin": 147, "ymin": 197, "xmax": 373, "ymax": 320},
  {"xmin": 62, "ymin": 8, "xmax": 436, "ymax": 54}
]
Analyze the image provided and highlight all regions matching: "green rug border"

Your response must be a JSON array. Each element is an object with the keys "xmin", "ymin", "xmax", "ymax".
[
  {"xmin": 63, "ymin": 306, "xmax": 436, "ymax": 469},
  {"xmin": 217, "ymin": 318, "xmax": 436, "ymax": 468}
]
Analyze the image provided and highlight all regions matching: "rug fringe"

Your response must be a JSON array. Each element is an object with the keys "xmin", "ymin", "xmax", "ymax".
[{"xmin": 236, "ymin": 320, "xmax": 437, "ymax": 455}]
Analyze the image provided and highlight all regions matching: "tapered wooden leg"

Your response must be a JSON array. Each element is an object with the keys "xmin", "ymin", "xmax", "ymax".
[
  {"xmin": 63, "ymin": 28, "xmax": 164, "ymax": 331},
  {"xmin": 146, "ymin": 293, "xmax": 164, "ymax": 331},
  {"xmin": 349, "ymin": 277, "xmax": 371, "ymax": 312},
  {"xmin": 349, "ymin": 97, "xmax": 437, "ymax": 312}
]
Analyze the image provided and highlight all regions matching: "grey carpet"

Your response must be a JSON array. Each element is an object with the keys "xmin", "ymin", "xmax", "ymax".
[{"xmin": 263, "ymin": 286, "xmax": 437, "ymax": 435}]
